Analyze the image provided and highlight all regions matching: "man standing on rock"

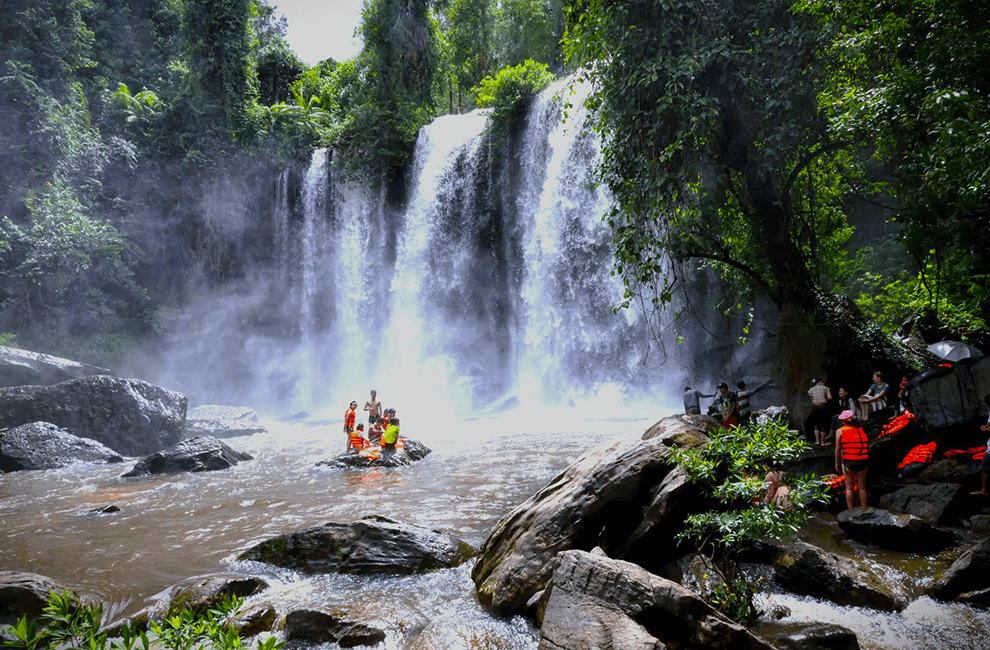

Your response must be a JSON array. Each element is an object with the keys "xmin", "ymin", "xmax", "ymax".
[
  {"xmin": 714, "ymin": 382, "xmax": 738, "ymax": 429},
  {"xmin": 683, "ymin": 386, "xmax": 711, "ymax": 415},
  {"xmin": 364, "ymin": 389, "xmax": 382, "ymax": 425},
  {"xmin": 972, "ymin": 394, "xmax": 990, "ymax": 496}
]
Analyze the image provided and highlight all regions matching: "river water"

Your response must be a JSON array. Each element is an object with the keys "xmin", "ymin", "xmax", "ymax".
[{"xmin": 4, "ymin": 409, "xmax": 990, "ymax": 650}]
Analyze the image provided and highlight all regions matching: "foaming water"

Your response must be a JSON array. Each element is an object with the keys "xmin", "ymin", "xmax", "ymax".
[{"xmin": 0, "ymin": 415, "xmax": 650, "ymax": 646}]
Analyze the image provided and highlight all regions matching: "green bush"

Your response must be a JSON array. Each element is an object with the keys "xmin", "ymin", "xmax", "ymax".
[
  {"xmin": 0, "ymin": 589, "xmax": 283, "ymax": 650},
  {"xmin": 473, "ymin": 60, "xmax": 555, "ymax": 142}
]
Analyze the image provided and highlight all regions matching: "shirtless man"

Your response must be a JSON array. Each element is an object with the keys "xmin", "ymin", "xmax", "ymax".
[{"xmin": 364, "ymin": 389, "xmax": 382, "ymax": 425}]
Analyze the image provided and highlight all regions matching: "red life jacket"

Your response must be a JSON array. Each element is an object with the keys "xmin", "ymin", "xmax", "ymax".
[
  {"xmin": 840, "ymin": 425, "xmax": 869, "ymax": 462},
  {"xmin": 897, "ymin": 441, "xmax": 936, "ymax": 468},
  {"xmin": 880, "ymin": 411, "xmax": 915, "ymax": 438},
  {"xmin": 824, "ymin": 475, "xmax": 845, "ymax": 490}
]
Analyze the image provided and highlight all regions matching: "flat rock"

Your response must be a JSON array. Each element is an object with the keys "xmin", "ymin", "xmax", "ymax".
[
  {"xmin": 184, "ymin": 405, "xmax": 267, "ymax": 438},
  {"xmin": 284, "ymin": 609, "xmax": 386, "ymax": 647},
  {"xmin": 122, "ymin": 436, "xmax": 252, "ymax": 477},
  {"xmin": 0, "ymin": 346, "xmax": 109, "ymax": 388},
  {"xmin": 317, "ymin": 438, "xmax": 432, "ymax": 468},
  {"xmin": 878, "ymin": 483, "xmax": 965, "ymax": 524},
  {"xmin": 0, "ymin": 375, "xmax": 186, "ymax": 456},
  {"xmin": 1, "ymin": 421, "xmax": 123, "ymax": 471},
  {"xmin": 239, "ymin": 515, "xmax": 473, "ymax": 575},
  {"xmin": 769, "ymin": 623, "xmax": 861, "ymax": 650},
  {"xmin": 836, "ymin": 506, "xmax": 956, "ymax": 553}
]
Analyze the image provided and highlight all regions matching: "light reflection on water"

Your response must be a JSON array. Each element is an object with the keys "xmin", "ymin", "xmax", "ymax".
[{"xmin": 4, "ymin": 413, "xmax": 990, "ymax": 649}]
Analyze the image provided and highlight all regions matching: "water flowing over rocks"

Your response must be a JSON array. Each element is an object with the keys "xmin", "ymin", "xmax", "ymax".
[
  {"xmin": 836, "ymin": 506, "xmax": 956, "ymax": 552},
  {"xmin": 0, "ymin": 421, "xmax": 123, "ymax": 472},
  {"xmin": 183, "ymin": 405, "xmax": 267, "ymax": 438},
  {"xmin": 239, "ymin": 515, "xmax": 473, "ymax": 575},
  {"xmin": 122, "ymin": 436, "xmax": 252, "ymax": 477},
  {"xmin": 537, "ymin": 549, "xmax": 775, "ymax": 650},
  {"xmin": 0, "ymin": 346, "xmax": 109, "ymax": 388},
  {"xmin": 472, "ymin": 416, "xmax": 707, "ymax": 617},
  {"xmin": 0, "ymin": 376, "xmax": 186, "ymax": 456},
  {"xmin": 772, "ymin": 541, "xmax": 905, "ymax": 611},
  {"xmin": 149, "ymin": 574, "xmax": 269, "ymax": 620},
  {"xmin": 925, "ymin": 537, "xmax": 990, "ymax": 602}
]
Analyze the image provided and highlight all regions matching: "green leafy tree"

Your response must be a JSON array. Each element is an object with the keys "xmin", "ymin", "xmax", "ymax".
[
  {"xmin": 799, "ymin": 0, "xmax": 990, "ymax": 342},
  {"xmin": 669, "ymin": 418, "xmax": 827, "ymax": 624},
  {"xmin": 474, "ymin": 59, "xmax": 555, "ymax": 143}
]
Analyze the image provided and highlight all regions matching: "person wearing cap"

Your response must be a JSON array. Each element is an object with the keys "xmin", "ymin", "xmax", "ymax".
[
  {"xmin": 808, "ymin": 377, "xmax": 833, "ymax": 447},
  {"xmin": 714, "ymin": 382, "xmax": 738, "ymax": 429},
  {"xmin": 835, "ymin": 409, "xmax": 869, "ymax": 509}
]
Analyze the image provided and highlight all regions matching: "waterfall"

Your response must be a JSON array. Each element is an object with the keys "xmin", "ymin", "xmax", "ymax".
[{"xmin": 151, "ymin": 79, "xmax": 671, "ymax": 418}]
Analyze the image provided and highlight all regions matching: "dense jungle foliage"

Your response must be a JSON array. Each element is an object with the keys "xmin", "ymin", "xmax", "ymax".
[{"xmin": 0, "ymin": 0, "xmax": 987, "ymax": 375}]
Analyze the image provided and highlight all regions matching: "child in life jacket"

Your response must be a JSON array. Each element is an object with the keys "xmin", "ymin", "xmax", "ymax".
[{"xmin": 348, "ymin": 423, "xmax": 368, "ymax": 454}]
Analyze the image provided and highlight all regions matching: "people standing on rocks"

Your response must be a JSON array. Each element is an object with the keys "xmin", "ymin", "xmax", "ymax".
[
  {"xmin": 683, "ymin": 386, "xmax": 711, "ymax": 416},
  {"xmin": 971, "ymin": 394, "xmax": 990, "ymax": 496},
  {"xmin": 364, "ymin": 389, "xmax": 382, "ymax": 425},
  {"xmin": 382, "ymin": 416, "xmax": 400, "ymax": 458},
  {"xmin": 808, "ymin": 378, "xmax": 833, "ymax": 447},
  {"xmin": 714, "ymin": 382, "xmax": 738, "ymax": 429},
  {"xmin": 344, "ymin": 400, "xmax": 358, "ymax": 452},
  {"xmin": 858, "ymin": 371, "xmax": 890, "ymax": 422},
  {"xmin": 835, "ymin": 409, "xmax": 869, "ymax": 509}
]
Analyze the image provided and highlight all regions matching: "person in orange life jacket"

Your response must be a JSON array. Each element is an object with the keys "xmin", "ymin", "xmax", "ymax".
[
  {"xmin": 835, "ymin": 409, "xmax": 869, "ymax": 509},
  {"xmin": 382, "ymin": 417, "xmax": 400, "ymax": 459},
  {"xmin": 344, "ymin": 401, "xmax": 357, "ymax": 452},
  {"xmin": 971, "ymin": 394, "xmax": 990, "ymax": 496},
  {"xmin": 349, "ymin": 423, "xmax": 367, "ymax": 453}
]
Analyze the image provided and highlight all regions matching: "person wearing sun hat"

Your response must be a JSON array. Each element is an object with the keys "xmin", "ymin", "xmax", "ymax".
[{"xmin": 835, "ymin": 409, "xmax": 869, "ymax": 509}]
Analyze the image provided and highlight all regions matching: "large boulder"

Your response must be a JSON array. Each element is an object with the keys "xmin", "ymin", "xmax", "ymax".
[
  {"xmin": 317, "ymin": 438, "xmax": 432, "ymax": 468},
  {"xmin": 0, "ymin": 571, "xmax": 80, "ymax": 625},
  {"xmin": 0, "ymin": 376, "xmax": 186, "ymax": 456},
  {"xmin": 0, "ymin": 346, "xmax": 109, "ymax": 388},
  {"xmin": 910, "ymin": 359, "xmax": 989, "ymax": 430},
  {"xmin": 1, "ymin": 421, "xmax": 123, "ymax": 472},
  {"xmin": 472, "ymin": 416, "xmax": 707, "ymax": 618},
  {"xmin": 122, "ymin": 436, "xmax": 252, "ymax": 477},
  {"xmin": 878, "ymin": 482, "xmax": 965, "ymax": 524},
  {"xmin": 183, "ymin": 405, "xmax": 267, "ymax": 439},
  {"xmin": 772, "ymin": 541, "xmax": 905, "ymax": 611},
  {"xmin": 926, "ymin": 537, "xmax": 990, "ymax": 602},
  {"xmin": 835, "ymin": 507, "xmax": 955, "ymax": 553},
  {"xmin": 538, "ymin": 550, "xmax": 775, "ymax": 650},
  {"xmin": 239, "ymin": 515, "xmax": 473, "ymax": 575}
]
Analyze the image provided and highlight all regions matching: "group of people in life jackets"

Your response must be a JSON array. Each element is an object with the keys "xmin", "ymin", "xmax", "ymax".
[{"xmin": 343, "ymin": 389, "xmax": 401, "ymax": 458}]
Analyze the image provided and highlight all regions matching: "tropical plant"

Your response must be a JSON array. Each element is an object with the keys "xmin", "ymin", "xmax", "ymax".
[{"xmin": 668, "ymin": 417, "xmax": 828, "ymax": 625}]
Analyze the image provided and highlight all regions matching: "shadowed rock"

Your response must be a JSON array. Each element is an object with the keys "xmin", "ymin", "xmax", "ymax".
[
  {"xmin": 239, "ymin": 515, "xmax": 473, "ymax": 575},
  {"xmin": 926, "ymin": 538, "xmax": 990, "ymax": 602},
  {"xmin": 0, "ymin": 376, "xmax": 186, "ymax": 456},
  {"xmin": 773, "ymin": 541, "xmax": 905, "ymax": 611},
  {"xmin": 0, "ymin": 346, "xmax": 109, "ymax": 388},
  {"xmin": 538, "ymin": 550, "xmax": 775, "ymax": 650},
  {"xmin": 1, "ymin": 422, "xmax": 123, "ymax": 472},
  {"xmin": 149, "ymin": 574, "xmax": 268, "ymax": 621},
  {"xmin": 769, "ymin": 623, "xmax": 861, "ymax": 650},
  {"xmin": 284, "ymin": 609, "xmax": 386, "ymax": 647},
  {"xmin": 122, "ymin": 436, "xmax": 252, "ymax": 477},
  {"xmin": 184, "ymin": 405, "xmax": 267, "ymax": 439},
  {"xmin": 878, "ymin": 483, "xmax": 965, "ymax": 524},
  {"xmin": 836, "ymin": 506, "xmax": 955, "ymax": 553},
  {"xmin": 0, "ymin": 571, "xmax": 80, "ymax": 625}
]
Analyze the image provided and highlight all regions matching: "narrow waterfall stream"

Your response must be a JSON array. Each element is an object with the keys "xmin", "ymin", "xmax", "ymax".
[{"xmin": 4, "ymin": 81, "xmax": 990, "ymax": 650}]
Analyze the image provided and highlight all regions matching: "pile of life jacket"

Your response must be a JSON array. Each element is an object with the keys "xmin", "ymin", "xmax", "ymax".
[
  {"xmin": 879, "ymin": 410, "xmax": 916, "ymax": 438},
  {"xmin": 943, "ymin": 446, "xmax": 986, "ymax": 462},
  {"xmin": 823, "ymin": 475, "xmax": 845, "ymax": 491},
  {"xmin": 897, "ymin": 441, "xmax": 937, "ymax": 469},
  {"xmin": 357, "ymin": 437, "xmax": 406, "ymax": 462}
]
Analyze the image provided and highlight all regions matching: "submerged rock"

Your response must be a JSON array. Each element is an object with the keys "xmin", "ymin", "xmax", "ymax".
[
  {"xmin": 239, "ymin": 515, "xmax": 473, "ymax": 575},
  {"xmin": 0, "ymin": 421, "xmax": 123, "ymax": 472},
  {"xmin": 538, "ymin": 549, "xmax": 774, "ymax": 650},
  {"xmin": 0, "ymin": 375, "xmax": 186, "ymax": 456},
  {"xmin": 0, "ymin": 346, "xmax": 109, "ymax": 388},
  {"xmin": 184, "ymin": 405, "xmax": 267, "ymax": 439},
  {"xmin": 122, "ymin": 436, "xmax": 252, "ymax": 477}
]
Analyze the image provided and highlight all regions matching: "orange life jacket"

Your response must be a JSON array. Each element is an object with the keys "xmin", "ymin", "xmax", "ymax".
[
  {"xmin": 344, "ymin": 408, "xmax": 356, "ymax": 430},
  {"xmin": 840, "ymin": 425, "xmax": 869, "ymax": 462},
  {"xmin": 897, "ymin": 441, "xmax": 936, "ymax": 468},
  {"xmin": 349, "ymin": 430, "xmax": 366, "ymax": 449},
  {"xmin": 824, "ymin": 475, "xmax": 845, "ymax": 490},
  {"xmin": 880, "ymin": 411, "xmax": 915, "ymax": 438}
]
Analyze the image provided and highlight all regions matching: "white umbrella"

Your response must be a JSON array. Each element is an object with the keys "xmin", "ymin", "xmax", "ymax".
[{"xmin": 926, "ymin": 340, "xmax": 984, "ymax": 362}]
